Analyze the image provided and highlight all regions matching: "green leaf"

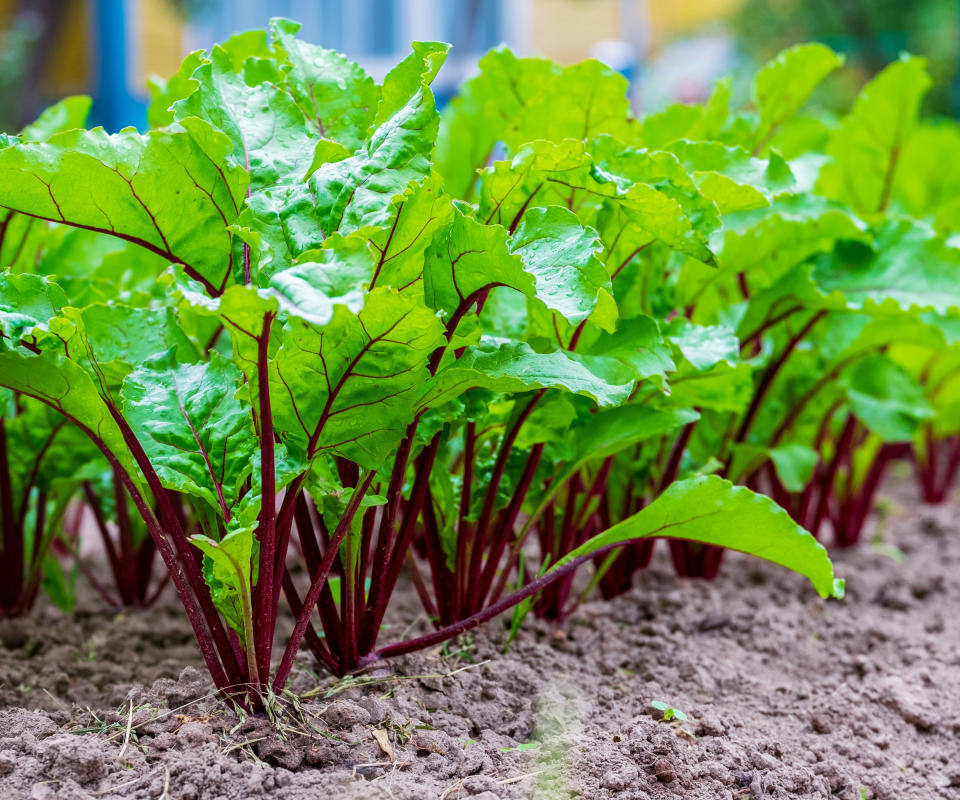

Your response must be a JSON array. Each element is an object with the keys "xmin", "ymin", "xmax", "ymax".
[
  {"xmin": 172, "ymin": 43, "xmax": 319, "ymax": 190},
  {"xmin": 0, "ymin": 124, "xmax": 247, "ymax": 294},
  {"xmin": 894, "ymin": 121, "xmax": 960, "ymax": 225},
  {"xmin": 845, "ymin": 354, "xmax": 934, "ymax": 441},
  {"xmin": 42, "ymin": 305, "xmax": 200, "ymax": 399},
  {"xmin": 422, "ymin": 339, "xmax": 636, "ymax": 409},
  {"xmin": 548, "ymin": 476, "xmax": 843, "ymax": 599},
  {"xmin": 813, "ymin": 220, "xmax": 960, "ymax": 316},
  {"xmin": 191, "ymin": 519, "xmax": 257, "ymax": 642},
  {"xmin": 424, "ymin": 207, "xmax": 532, "ymax": 321},
  {"xmin": 480, "ymin": 138, "xmax": 716, "ymax": 263},
  {"xmin": 121, "ymin": 352, "xmax": 257, "ymax": 515},
  {"xmin": 21, "ymin": 95, "xmax": 92, "ymax": 141},
  {"xmin": 148, "ymin": 51, "xmax": 207, "ymax": 128},
  {"xmin": 268, "ymin": 233, "xmax": 378, "ymax": 325},
  {"xmin": 665, "ymin": 319, "xmax": 739, "ymax": 371},
  {"xmin": 435, "ymin": 48, "xmax": 558, "ymax": 198},
  {"xmin": 571, "ymin": 405, "xmax": 699, "ymax": 463},
  {"xmin": 818, "ymin": 55, "xmax": 931, "ymax": 215},
  {"xmin": 670, "ymin": 361, "xmax": 755, "ymax": 414},
  {"xmin": 667, "ymin": 140, "xmax": 795, "ymax": 213},
  {"xmin": 587, "ymin": 316, "xmax": 675, "ymax": 382},
  {"xmin": 0, "ymin": 273, "xmax": 68, "ymax": 349},
  {"xmin": 364, "ymin": 176, "xmax": 453, "ymax": 292},
  {"xmin": 0, "ymin": 349, "xmax": 134, "ymax": 474},
  {"xmin": 769, "ymin": 443, "xmax": 819, "ymax": 492},
  {"xmin": 510, "ymin": 59, "xmax": 635, "ymax": 146},
  {"xmin": 302, "ymin": 41, "xmax": 448, "ymax": 237},
  {"xmin": 752, "ymin": 44, "xmax": 844, "ymax": 153},
  {"xmin": 708, "ymin": 195, "xmax": 868, "ymax": 280},
  {"xmin": 272, "ymin": 288, "xmax": 444, "ymax": 468},
  {"xmin": 270, "ymin": 18, "xmax": 379, "ymax": 150},
  {"xmin": 638, "ymin": 77, "xmax": 732, "ymax": 150},
  {"xmin": 509, "ymin": 206, "xmax": 612, "ymax": 326}
]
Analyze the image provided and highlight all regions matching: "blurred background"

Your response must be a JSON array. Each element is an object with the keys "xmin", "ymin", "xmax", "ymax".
[{"xmin": 1, "ymin": 0, "xmax": 958, "ymax": 133}]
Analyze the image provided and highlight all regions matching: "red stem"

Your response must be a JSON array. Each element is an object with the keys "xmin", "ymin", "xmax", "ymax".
[{"xmin": 273, "ymin": 471, "xmax": 375, "ymax": 692}]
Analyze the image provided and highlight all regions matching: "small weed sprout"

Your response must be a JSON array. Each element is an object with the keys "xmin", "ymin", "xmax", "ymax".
[{"xmin": 650, "ymin": 700, "xmax": 688, "ymax": 722}]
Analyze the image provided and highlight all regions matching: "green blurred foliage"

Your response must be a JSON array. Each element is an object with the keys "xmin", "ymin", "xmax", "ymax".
[{"xmin": 734, "ymin": 0, "xmax": 960, "ymax": 113}]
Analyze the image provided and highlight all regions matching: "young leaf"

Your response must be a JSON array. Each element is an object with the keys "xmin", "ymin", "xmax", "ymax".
[
  {"xmin": 191, "ymin": 518, "xmax": 258, "ymax": 673},
  {"xmin": 303, "ymin": 42, "xmax": 449, "ymax": 237}
]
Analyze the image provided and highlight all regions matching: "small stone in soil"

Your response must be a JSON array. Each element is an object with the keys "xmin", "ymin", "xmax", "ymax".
[
  {"xmin": 323, "ymin": 700, "xmax": 372, "ymax": 728},
  {"xmin": 653, "ymin": 756, "xmax": 676, "ymax": 783},
  {"xmin": 257, "ymin": 739, "xmax": 305, "ymax": 770},
  {"xmin": 601, "ymin": 762, "xmax": 641, "ymax": 790}
]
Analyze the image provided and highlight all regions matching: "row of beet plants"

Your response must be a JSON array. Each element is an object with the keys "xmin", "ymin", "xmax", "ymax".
[{"xmin": 0, "ymin": 21, "xmax": 953, "ymax": 704}]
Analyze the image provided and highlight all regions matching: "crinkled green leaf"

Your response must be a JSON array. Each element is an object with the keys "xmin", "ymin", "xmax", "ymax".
[
  {"xmin": 268, "ymin": 233, "xmax": 377, "ymax": 325},
  {"xmin": 666, "ymin": 319, "xmax": 740, "ymax": 371},
  {"xmin": 270, "ymin": 18, "xmax": 378, "ymax": 150},
  {"xmin": 173, "ymin": 43, "xmax": 319, "ymax": 190},
  {"xmin": 0, "ymin": 273, "xmax": 67, "ymax": 349},
  {"xmin": 303, "ymin": 41, "xmax": 448, "ymax": 237},
  {"xmin": 272, "ymin": 288, "xmax": 444, "ymax": 468},
  {"xmin": 121, "ymin": 351, "xmax": 257, "ymax": 514},
  {"xmin": 508, "ymin": 205, "xmax": 612, "ymax": 326}
]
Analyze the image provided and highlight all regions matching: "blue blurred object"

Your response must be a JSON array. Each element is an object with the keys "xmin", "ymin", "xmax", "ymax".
[{"xmin": 91, "ymin": 0, "xmax": 146, "ymax": 132}]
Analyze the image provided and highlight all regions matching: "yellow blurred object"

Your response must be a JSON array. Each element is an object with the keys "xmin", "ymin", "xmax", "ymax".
[
  {"xmin": 530, "ymin": 0, "xmax": 747, "ymax": 64},
  {"xmin": 647, "ymin": 0, "xmax": 745, "ymax": 39},
  {"xmin": 137, "ymin": 0, "xmax": 184, "ymax": 88},
  {"xmin": 530, "ymin": 0, "xmax": 621, "ymax": 63}
]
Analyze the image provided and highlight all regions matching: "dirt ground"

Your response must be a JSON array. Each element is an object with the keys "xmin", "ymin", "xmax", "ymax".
[{"xmin": 0, "ymin": 476, "xmax": 957, "ymax": 800}]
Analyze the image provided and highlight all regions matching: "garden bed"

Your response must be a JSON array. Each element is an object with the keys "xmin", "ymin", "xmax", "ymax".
[{"xmin": 0, "ymin": 477, "xmax": 955, "ymax": 800}]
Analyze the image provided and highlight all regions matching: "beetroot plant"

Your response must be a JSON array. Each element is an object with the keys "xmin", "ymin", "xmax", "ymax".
[
  {"xmin": 0, "ymin": 22, "xmax": 845, "ymax": 702},
  {"xmin": 435, "ymin": 42, "xmax": 960, "ymax": 611}
]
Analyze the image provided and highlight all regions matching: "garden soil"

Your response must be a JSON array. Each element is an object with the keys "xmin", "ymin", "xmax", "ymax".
[{"xmin": 0, "ymin": 477, "xmax": 957, "ymax": 800}]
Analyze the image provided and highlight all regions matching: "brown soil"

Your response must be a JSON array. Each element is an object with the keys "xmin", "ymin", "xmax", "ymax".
[{"xmin": 0, "ymin": 477, "xmax": 957, "ymax": 800}]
